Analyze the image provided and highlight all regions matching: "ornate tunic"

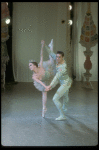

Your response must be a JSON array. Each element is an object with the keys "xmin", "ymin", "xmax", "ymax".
[{"xmin": 45, "ymin": 45, "xmax": 72, "ymax": 88}]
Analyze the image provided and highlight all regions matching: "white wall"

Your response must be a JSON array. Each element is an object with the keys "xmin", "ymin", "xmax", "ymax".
[{"xmin": 12, "ymin": 2, "xmax": 68, "ymax": 82}]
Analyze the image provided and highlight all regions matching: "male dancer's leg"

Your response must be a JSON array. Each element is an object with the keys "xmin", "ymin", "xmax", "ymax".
[
  {"xmin": 63, "ymin": 78, "xmax": 72, "ymax": 111},
  {"xmin": 62, "ymin": 90, "xmax": 69, "ymax": 111},
  {"xmin": 52, "ymin": 84, "xmax": 68, "ymax": 120}
]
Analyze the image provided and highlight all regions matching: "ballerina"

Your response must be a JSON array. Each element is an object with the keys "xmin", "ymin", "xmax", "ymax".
[{"xmin": 29, "ymin": 40, "xmax": 56, "ymax": 117}]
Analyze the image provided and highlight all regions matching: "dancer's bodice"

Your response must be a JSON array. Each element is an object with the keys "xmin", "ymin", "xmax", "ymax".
[
  {"xmin": 33, "ymin": 67, "xmax": 45, "ymax": 81},
  {"xmin": 50, "ymin": 61, "xmax": 72, "ymax": 87},
  {"xmin": 56, "ymin": 62, "xmax": 68, "ymax": 81},
  {"xmin": 33, "ymin": 61, "xmax": 56, "ymax": 92}
]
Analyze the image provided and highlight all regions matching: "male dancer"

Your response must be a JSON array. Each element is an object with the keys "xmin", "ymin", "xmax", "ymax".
[{"xmin": 42, "ymin": 40, "xmax": 72, "ymax": 120}]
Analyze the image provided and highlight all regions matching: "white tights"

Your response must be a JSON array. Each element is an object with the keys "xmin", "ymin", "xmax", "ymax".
[
  {"xmin": 42, "ymin": 91, "xmax": 47, "ymax": 110},
  {"xmin": 53, "ymin": 82, "xmax": 71, "ymax": 117}
]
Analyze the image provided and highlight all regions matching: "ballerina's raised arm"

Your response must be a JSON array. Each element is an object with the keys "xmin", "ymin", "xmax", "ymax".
[{"xmin": 39, "ymin": 40, "xmax": 45, "ymax": 68}]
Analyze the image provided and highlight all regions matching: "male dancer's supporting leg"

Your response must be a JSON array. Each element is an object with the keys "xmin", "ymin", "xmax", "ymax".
[
  {"xmin": 52, "ymin": 84, "xmax": 68, "ymax": 120},
  {"xmin": 62, "ymin": 90, "xmax": 69, "ymax": 112},
  {"xmin": 62, "ymin": 79, "xmax": 72, "ymax": 111}
]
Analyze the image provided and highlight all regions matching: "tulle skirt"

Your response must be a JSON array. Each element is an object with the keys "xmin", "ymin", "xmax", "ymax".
[{"xmin": 33, "ymin": 60, "xmax": 56, "ymax": 92}]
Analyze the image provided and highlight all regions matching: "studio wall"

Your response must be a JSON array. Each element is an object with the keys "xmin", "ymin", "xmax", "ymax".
[
  {"xmin": 12, "ymin": 2, "xmax": 68, "ymax": 82},
  {"xmin": 12, "ymin": 2, "xmax": 98, "ymax": 82}
]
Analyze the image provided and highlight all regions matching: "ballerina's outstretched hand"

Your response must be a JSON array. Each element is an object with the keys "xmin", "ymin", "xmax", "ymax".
[{"xmin": 41, "ymin": 40, "xmax": 45, "ymax": 47}]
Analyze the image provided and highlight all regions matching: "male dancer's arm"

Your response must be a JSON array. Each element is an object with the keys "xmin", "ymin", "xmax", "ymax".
[
  {"xmin": 50, "ymin": 66, "xmax": 66, "ymax": 88},
  {"xmin": 45, "ymin": 67, "xmax": 66, "ymax": 91}
]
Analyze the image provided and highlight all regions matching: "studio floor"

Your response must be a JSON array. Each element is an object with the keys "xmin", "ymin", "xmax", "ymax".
[{"xmin": 1, "ymin": 81, "xmax": 98, "ymax": 147}]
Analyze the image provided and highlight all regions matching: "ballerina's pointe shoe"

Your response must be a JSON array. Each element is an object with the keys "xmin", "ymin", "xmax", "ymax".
[
  {"xmin": 48, "ymin": 39, "xmax": 53, "ymax": 48},
  {"xmin": 42, "ymin": 108, "xmax": 47, "ymax": 118},
  {"xmin": 55, "ymin": 115, "xmax": 66, "ymax": 121}
]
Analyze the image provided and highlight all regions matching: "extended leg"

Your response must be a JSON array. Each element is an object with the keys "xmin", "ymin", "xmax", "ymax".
[
  {"xmin": 42, "ymin": 91, "xmax": 47, "ymax": 117},
  {"xmin": 48, "ymin": 39, "xmax": 54, "ymax": 64}
]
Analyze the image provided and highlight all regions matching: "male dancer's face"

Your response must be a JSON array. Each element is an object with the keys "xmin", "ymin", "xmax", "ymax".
[{"xmin": 56, "ymin": 54, "xmax": 64, "ymax": 64}]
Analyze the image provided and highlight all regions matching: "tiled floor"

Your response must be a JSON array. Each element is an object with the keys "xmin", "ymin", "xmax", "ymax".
[{"xmin": 1, "ymin": 81, "xmax": 98, "ymax": 146}]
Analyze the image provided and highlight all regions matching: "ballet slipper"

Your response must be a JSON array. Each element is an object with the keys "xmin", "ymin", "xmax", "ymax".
[
  {"xmin": 42, "ymin": 108, "xmax": 47, "ymax": 117},
  {"xmin": 48, "ymin": 39, "xmax": 53, "ymax": 48},
  {"xmin": 55, "ymin": 115, "xmax": 66, "ymax": 121},
  {"xmin": 63, "ymin": 108, "xmax": 67, "ymax": 112}
]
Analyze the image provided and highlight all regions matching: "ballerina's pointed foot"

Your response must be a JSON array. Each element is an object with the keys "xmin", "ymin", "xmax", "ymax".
[
  {"xmin": 42, "ymin": 108, "xmax": 47, "ymax": 118},
  {"xmin": 48, "ymin": 39, "xmax": 53, "ymax": 48},
  {"xmin": 55, "ymin": 115, "xmax": 66, "ymax": 121}
]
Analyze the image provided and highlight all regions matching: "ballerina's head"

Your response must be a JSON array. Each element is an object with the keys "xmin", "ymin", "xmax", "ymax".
[{"xmin": 29, "ymin": 60, "xmax": 38, "ymax": 71}]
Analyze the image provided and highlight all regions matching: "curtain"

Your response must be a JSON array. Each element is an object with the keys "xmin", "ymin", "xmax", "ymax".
[
  {"xmin": 12, "ymin": 2, "xmax": 69, "ymax": 82},
  {"xmin": 1, "ymin": 2, "xmax": 10, "ymax": 88},
  {"xmin": 72, "ymin": 2, "xmax": 98, "ymax": 81}
]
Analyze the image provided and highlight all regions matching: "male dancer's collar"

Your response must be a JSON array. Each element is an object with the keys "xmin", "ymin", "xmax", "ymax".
[{"xmin": 56, "ymin": 60, "xmax": 65, "ymax": 65}]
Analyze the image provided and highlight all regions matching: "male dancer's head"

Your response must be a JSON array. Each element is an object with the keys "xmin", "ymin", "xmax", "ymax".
[{"xmin": 56, "ymin": 51, "xmax": 64, "ymax": 64}]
